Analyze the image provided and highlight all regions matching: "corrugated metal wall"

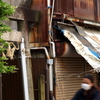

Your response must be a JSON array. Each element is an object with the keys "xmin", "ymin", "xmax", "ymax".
[
  {"xmin": 2, "ymin": 59, "xmax": 24, "ymax": 100},
  {"xmin": 55, "ymin": 57, "xmax": 98, "ymax": 100}
]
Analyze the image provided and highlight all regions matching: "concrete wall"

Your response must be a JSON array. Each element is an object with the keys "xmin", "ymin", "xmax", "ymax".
[
  {"xmin": 2, "ymin": 21, "xmax": 18, "ymax": 30},
  {"xmin": 3, "ymin": 0, "xmax": 32, "ymax": 7}
]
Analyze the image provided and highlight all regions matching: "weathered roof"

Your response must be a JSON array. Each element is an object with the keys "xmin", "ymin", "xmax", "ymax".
[{"xmin": 56, "ymin": 22, "xmax": 100, "ymax": 72}]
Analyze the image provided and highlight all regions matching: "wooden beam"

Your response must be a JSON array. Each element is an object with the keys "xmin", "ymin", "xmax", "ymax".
[
  {"xmin": 29, "ymin": 42, "xmax": 49, "ymax": 47},
  {"xmin": 38, "ymin": 74, "xmax": 45, "ymax": 100}
]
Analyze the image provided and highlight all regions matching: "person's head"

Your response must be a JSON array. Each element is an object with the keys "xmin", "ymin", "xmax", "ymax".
[{"xmin": 81, "ymin": 74, "xmax": 94, "ymax": 91}]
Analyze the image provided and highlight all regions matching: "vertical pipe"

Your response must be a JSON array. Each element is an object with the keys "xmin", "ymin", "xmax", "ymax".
[
  {"xmin": 47, "ymin": 0, "xmax": 55, "ymax": 42},
  {"xmin": 47, "ymin": 0, "xmax": 51, "ymax": 42},
  {"xmin": 46, "ymin": 65, "xmax": 50, "ymax": 100},
  {"xmin": 30, "ymin": 47, "xmax": 55, "ymax": 99},
  {"xmin": 47, "ymin": 59, "xmax": 55, "ymax": 100},
  {"xmin": 49, "ymin": 0, "xmax": 55, "ymax": 32},
  {"xmin": 50, "ymin": 42, "xmax": 56, "ymax": 57},
  {"xmin": 49, "ymin": 64, "xmax": 53, "ymax": 91},
  {"xmin": 47, "ymin": 0, "xmax": 51, "ymax": 7},
  {"xmin": 20, "ymin": 38, "xmax": 29, "ymax": 100},
  {"xmin": 47, "ymin": 59, "xmax": 53, "ymax": 91}
]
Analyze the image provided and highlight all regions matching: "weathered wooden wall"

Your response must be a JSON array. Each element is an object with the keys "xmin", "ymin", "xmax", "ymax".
[{"xmin": 30, "ymin": 0, "xmax": 48, "ymax": 43}]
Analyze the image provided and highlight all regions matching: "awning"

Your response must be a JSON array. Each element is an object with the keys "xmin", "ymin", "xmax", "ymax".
[{"xmin": 56, "ymin": 22, "xmax": 100, "ymax": 72}]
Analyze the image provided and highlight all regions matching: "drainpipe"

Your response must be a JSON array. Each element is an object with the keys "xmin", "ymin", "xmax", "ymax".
[
  {"xmin": 47, "ymin": 0, "xmax": 56, "ymax": 99},
  {"xmin": 50, "ymin": 42, "xmax": 56, "ymax": 58},
  {"xmin": 20, "ymin": 38, "xmax": 29, "ymax": 100},
  {"xmin": 47, "ymin": 59, "xmax": 54, "ymax": 98},
  {"xmin": 47, "ymin": 60, "xmax": 53, "ymax": 92},
  {"xmin": 47, "ymin": 0, "xmax": 55, "ymax": 41},
  {"xmin": 47, "ymin": 0, "xmax": 52, "ymax": 42},
  {"xmin": 46, "ymin": 64, "xmax": 50, "ymax": 100},
  {"xmin": 49, "ymin": 0, "xmax": 55, "ymax": 33},
  {"xmin": 30, "ymin": 47, "xmax": 50, "ymax": 59},
  {"xmin": 30, "ymin": 47, "xmax": 54, "ymax": 100},
  {"xmin": 47, "ymin": 0, "xmax": 50, "ymax": 7}
]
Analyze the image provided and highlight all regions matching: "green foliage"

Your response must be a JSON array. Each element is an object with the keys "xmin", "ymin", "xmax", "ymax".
[
  {"xmin": 0, "ymin": 0, "xmax": 17, "ymax": 73},
  {"xmin": 0, "ymin": 0, "xmax": 15, "ymax": 20}
]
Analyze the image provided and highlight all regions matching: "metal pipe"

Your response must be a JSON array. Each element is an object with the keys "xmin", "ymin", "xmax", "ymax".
[
  {"xmin": 49, "ymin": 0, "xmax": 55, "ymax": 32},
  {"xmin": 50, "ymin": 42, "xmax": 56, "ymax": 58},
  {"xmin": 47, "ymin": 0, "xmax": 51, "ymax": 42},
  {"xmin": 30, "ymin": 47, "xmax": 50, "ymax": 59},
  {"xmin": 65, "ymin": 16, "xmax": 100, "ymax": 27},
  {"xmin": 49, "ymin": 64, "xmax": 53, "ymax": 91},
  {"xmin": 47, "ymin": 0, "xmax": 55, "ymax": 42},
  {"xmin": 46, "ymin": 64, "xmax": 50, "ymax": 100},
  {"xmin": 47, "ymin": 0, "xmax": 50, "ymax": 7},
  {"xmin": 30, "ymin": 47, "xmax": 54, "ymax": 99},
  {"xmin": 47, "ymin": 59, "xmax": 54, "ymax": 100},
  {"xmin": 20, "ymin": 38, "xmax": 29, "ymax": 100}
]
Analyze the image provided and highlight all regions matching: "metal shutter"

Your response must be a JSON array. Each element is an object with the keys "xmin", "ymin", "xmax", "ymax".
[{"xmin": 55, "ymin": 57, "xmax": 98, "ymax": 100}]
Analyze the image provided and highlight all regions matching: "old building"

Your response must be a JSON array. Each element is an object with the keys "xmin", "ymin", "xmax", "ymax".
[{"xmin": 1, "ymin": 0, "xmax": 100, "ymax": 100}]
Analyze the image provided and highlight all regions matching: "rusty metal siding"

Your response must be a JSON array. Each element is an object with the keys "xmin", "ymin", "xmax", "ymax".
[
  {"xmin": 55, "ymin": 41, "xmax": 81, "ymax": 57},
  {"xmin": 31, "ymin": 0, "xmax": 48, "ymax": 42},
  {"xmin": 74, "ymin": 0, "xmax": 95, "ymax": 21},
  {"xmin": 2, "ymin": 59, "xmax": 24, "ymax": 100},
  {"xmin": 31, "ymin": 58, "xmax": 47, "ymax": 100},
  {"xmin": 54, "ymin": 0, "xmax": 98, "ymax": 21},
  {"xmin": 54, "ymin": 0, "xmax": 74, "ymax": 15}
]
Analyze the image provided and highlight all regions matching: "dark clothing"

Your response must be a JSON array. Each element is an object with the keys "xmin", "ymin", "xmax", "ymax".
[{"xmin": 71, "ymin": 87, "xmax": 99, "ymax": 100}]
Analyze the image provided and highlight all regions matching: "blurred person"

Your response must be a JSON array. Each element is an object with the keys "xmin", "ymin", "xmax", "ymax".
[{"xmin": 71, "ymin": 74, "xmax": 99, "ymax": 100}]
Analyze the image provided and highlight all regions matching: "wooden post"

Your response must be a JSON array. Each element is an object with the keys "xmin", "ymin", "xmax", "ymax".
[{"xmin": 38, "ymin": 74, "xmax": 45, "ymax": 100}]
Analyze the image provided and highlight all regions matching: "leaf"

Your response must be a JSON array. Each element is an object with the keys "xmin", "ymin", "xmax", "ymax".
[{"xmin": 0, "ymin": 0, "xmax": 17, "ymax": 73}]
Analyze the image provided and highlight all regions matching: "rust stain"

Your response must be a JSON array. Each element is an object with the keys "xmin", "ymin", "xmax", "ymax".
[
  {"xmin": 91, "ymin": 36, "xmax": 100, "ymax": 44},
  {"xmin": 55, "ymin": 41, "xmax": 65, "ymax": 57}
]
